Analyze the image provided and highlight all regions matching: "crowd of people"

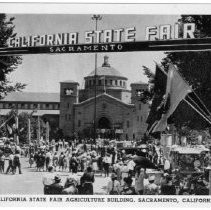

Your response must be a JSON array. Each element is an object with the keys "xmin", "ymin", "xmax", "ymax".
[
  {"xmin": 0, "ymin": 141, "xmax": 22, "ymax": 175},
  {"xmin": 0, "ymin": 138, "xmax": 210, "ymax": 195}
]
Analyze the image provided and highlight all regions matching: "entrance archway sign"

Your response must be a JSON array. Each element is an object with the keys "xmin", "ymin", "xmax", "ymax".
[
  {"xmin": 1, "ymin": 37, "xmax": 211, "ymax": 55},
  {"xmin": 1, "ymin": 22, "xmax": 211, "ymax": 55}
]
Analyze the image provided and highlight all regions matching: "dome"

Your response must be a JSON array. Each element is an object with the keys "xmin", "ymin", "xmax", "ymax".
[{"xmin": 86, "ymin": 56, "xmax": 127, "ymax": 80}]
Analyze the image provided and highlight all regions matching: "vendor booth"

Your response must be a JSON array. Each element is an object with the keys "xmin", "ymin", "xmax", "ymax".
[{"xmin": 170, "ymin": 145, "xmax": 209, "ymax": 173}]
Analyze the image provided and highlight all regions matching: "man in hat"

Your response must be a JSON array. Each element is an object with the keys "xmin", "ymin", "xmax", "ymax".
[
  {"xmin": 144, "ymin": 175, "xmax": 159, "ymax": 195},
  {"xmin": 127, "ymin": 154, "xmax": 135, "ymax": 177},
  {"xmin": 121, "ymin": 177, "xmax": 136, "ymax": 195},
  {"xmin": 47, "ymin": 175, "xmax": 63, "ymax": 194}
]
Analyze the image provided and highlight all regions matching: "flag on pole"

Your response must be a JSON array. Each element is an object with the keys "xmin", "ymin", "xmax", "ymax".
[
  {"xmin": 146, "ymin": 64, "xmax": 168, "ymax": 136},
  {"xmin": 6, "ymin": 124, "xmax": 13, "ymax": 135},
  {"xmin": 5, "ymin": 114, "xmax": 16, "ymax": 137},
  {"xmin": 152, "ymin": 64, "xmax": 192, "ymax": 133}
]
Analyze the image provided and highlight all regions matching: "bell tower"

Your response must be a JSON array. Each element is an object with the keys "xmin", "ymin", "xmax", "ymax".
[
  {"xmin": 59, "ymin": 80, "xmax": 79, "ymax": 137},
  {"xmin": 130, "ymin": 81, "xmax": 149, "ymax": 139}
]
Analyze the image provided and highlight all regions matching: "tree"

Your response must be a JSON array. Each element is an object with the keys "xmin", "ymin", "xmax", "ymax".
[
  {"xmin": 162, "ymin": 15, "xmax": 211, "ymax": 130},
  {"xmin": 0, "ymin": 14, "xmax": 25, "ymax": 99},
  {"xmin": 143, "ymin": 15, "xmax": 211, "ymax": 131}
]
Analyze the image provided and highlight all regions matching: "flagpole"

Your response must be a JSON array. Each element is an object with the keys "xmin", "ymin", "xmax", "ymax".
[
  {"xmin": 46, "ymin": 121, "xmax": 49, "ymax": 143},
  {"xmin": 186, "ymin": 95, "xmax": 211, "ymax": 124},
  {"xmin": 184, "ymin": 98, "xmax": 211, "ymax": 125},
  {"xmin": 104, "ymin": 75, "xmax": 106, "ymax": 93},
  {"xmin": 15, "ymin": 110, "xmax": 19, "ymax": 145},
  {"xmin": 37, "ymin": 115, "xmax": 40, "ymax": 144},
  {"xmin": 92, "ymin": 14, "xmax": 102, "ymax": 144},
  {"xmin": 28, "ymin": 117, "xmax": 31, "ymax": 145}
]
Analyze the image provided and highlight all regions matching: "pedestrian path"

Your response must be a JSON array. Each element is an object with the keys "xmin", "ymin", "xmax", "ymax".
[{"xmin": 0, "ymin": 157, "xmax": 109, "ymax": 194}]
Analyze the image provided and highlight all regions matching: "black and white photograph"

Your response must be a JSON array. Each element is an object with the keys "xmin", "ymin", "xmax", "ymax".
[{"xmin": 0, "ymin": 2, "xmax": 211, "ymax": 204}]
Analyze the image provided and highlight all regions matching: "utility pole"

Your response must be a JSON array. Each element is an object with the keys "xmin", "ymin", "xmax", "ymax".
[
  {"xmin": 28, "ymin": 110, "xmax": 36, "ymax": 145},
  {"xmin": 15, "ymin": 114, "xmax": 19, "ymax": 145},
  {"xmin": 37, "ymin": 115, "xmax": 40, "ymax": 144},
  {"xmin": 91, "ymin": 14, "xmax": 102, "ymax": 144},
  {"xmin": 46, "ymin": 121, "xmax": 49, "ymax": 144},
  {"xmin": 28, "ymin": 117, "xmax": 31, "ymax": 145}
]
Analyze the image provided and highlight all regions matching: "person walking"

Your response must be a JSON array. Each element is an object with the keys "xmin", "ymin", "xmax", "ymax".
[
  {"xmin": 120, "ymin": 160, "xmax": 129, "ymax": 185},
  {"xmin": 69, "ymin": 153, "xmax": 78, "ymax": 174},
  {"xmin": 53, "ymin": 152, "xmax": 59, "ymax": 171},
  {"xmin": 103, "ymin": 154, "xmax": 110, "ymax": 177},
  {"xmin": 135, "ymin": 168, "xmax": 147, "ymax": 195},
  {"xmin": 45, "ymin": 150, "xmax": 52, "ymax": 171},
  {"xmin": 80, "ymin": 167, "xmax": 95, "ymax": 195},
  {"xmin": 13, "ymin": 150, "xmax": 22, "ymax": 174},
  {"xmin": 6, "ymin": 153, "xmax": 14, "ymax": 174},
  {"xmin": 58, "ymin": 152, "xmax": 65, "ymax": 172}
]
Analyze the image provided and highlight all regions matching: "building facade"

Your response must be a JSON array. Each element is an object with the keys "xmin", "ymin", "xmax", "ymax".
[
  {"xmin": 0, "ymin": 92, "xmax": 60, "ymax": 140},
  {"xmin": 60, "ymin": 56, "xmax": 149, "ymax": 140}
]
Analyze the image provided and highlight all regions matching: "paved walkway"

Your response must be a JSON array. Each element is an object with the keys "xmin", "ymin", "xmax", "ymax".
[{"xmin": 0, "ymin": 157, "xmax": 110, "ymax": 194}]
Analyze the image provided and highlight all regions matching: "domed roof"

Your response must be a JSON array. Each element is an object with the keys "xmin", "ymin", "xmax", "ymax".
[{"xmin": 86, "ymin": 56, "xmax": 127, "ymax": 79}]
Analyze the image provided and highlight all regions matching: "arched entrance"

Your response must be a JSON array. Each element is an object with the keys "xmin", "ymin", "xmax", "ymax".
[
  {"xmin": 98, "ymin": 117, "xmax": 111, "ymax": 129},
  {"xmin": 97, "ymin": 117, "xmax": 115, "ymax": 139}
]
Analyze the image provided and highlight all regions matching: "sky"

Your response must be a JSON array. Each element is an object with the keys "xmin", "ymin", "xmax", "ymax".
[{"xmin": 7, "ymin": 14, "xmax": 180, "ymax": 93}]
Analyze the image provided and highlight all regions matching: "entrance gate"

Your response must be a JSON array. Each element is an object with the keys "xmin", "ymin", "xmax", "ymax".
[{"xmin": 2, "ymin": 37, "xmax": 211, "ymax": 55}]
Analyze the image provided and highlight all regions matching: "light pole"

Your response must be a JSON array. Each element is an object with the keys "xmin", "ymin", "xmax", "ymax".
[
  {"xmin": 37, "ymin": 115, "xmax": 40, "ymax": 144},
  {"xmin": 91, "ymin": 14, "xmax": 102, "ymax": 144},
  {"xmin": 28, "ymin": 110, "xmax": 36, "ymax": 145}
]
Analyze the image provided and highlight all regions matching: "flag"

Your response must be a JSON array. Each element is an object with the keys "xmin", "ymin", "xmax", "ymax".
[
  {"xmin": 146, "ymin": 64, "xmax": 168, "ymax": 136},
  {"xmin": 5, "ymin": 115, "xmax": 16, "ymax": 137},
  {"xmin": 6, "ymin": 124, "xmax": 13, "ymax": 135},
  {"xmin": 152, "ymin": 64, "xmax": 192, "ymax": 132}
]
